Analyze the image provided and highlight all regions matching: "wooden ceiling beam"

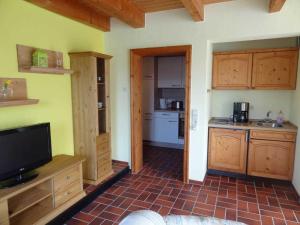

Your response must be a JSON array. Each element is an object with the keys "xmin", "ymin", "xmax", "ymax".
[
  {"xmin": 25, "ymin": 0, "xmax": 110, "ymax": 32},
  {"xmin": 80, "ymin": 0, "xmax": 145, "ymax": 28},
  {"xmin": 180, "ymin": 0, "xmax": 204, "ymax": 21},
  {"xmin": 269, "ymin": 0, "xmax": 286, "ymax": 13},
  {"xmin": 203, "ymin": 0, "xmax": 232, "ymax": 4}
]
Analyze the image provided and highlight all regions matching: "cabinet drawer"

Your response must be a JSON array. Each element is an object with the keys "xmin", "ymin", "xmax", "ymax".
[
  {"xmin": 53, "ymin": 165, "xmax": 81, "ymax": 192},
  {"xmin": 97, "ymin": 142, "xmax": 110, "ymax": 155},
  {"xmin": 250, "ymin": 130, "xmax": 296, "ymax": 142},
  {"xmin": 98, "ymin": 163, "xmax": 112, "ymax": 177},
  {"xmin": 154, "ymin": 112, "xmax": 178, "ymax": 119},
  {"xmin": 54, "ymin": 180, "xmax": 82, "ymax": 207},
  {"xmin": 98, "ymin": 151, "xmax": 111, "ymax": 162},
  {"xmin": 96, "ymin": 133, "xmax": 109, "ymax": 145}
]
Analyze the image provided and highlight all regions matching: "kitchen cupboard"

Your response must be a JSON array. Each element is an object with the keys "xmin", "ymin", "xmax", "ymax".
[
  {"xmin": 153, "ymin": 116, "xmax": 179, "ymax": 144},
  {"xmin": 212, "ymin": 53, "xmax": 252, "ymax": 89},
  {"xmin": 252, "ymin": 50, "xmax": 298, "ymax": 89},
  {"xmin": 143, "ymin": 112, "xmax": 179, "ymax": 144},
  {"xmin": 208, "ymin": 128, "xmax": 248, "ymax": 174},
  {"xmin": 212, "ymin": 48, "xmax": 299, "ymax": 90},
  {"xmin": 208, "ymin": 127, "xmax": 296, "ymax": 181},
  {"xmin": 248, "ymin": 139, "xmax": 295, "ymax": 180},
  {"xmin": 158, "ymin": 56, "xmax": 185, "ymax": 88},
  {"xmin": 248, "ymin": 130, "xmax": 295, "ymax": 180}
]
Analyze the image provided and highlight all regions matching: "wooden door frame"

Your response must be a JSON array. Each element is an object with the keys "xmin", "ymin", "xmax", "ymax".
[{"xmin": 130, "ymin": 45, "xmax": 192, "ymax": 183}]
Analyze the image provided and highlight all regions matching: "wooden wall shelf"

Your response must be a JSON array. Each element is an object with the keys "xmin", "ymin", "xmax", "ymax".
[
  {"xmin": 17, "ymin": 45, "xmax": 73, "ymax": 75},
  {"xmin": 19, "ymin": 66, "xmax": 73, "ymax": 75},
  {"xmin": 0, "ymin": 78, "xmax": 39, "ymax": 108},
  {"xmin": 0, "ymin": 99, "xmax": 39, "ymax": 108}
]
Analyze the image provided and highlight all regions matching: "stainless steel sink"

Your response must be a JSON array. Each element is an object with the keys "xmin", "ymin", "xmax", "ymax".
[{"xmin": 255, "ymin": 121, "xmax": 283, "ymax": 128}]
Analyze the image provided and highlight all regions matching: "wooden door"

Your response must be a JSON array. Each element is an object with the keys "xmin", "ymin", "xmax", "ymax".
[
  {"xmin": 130, "ymin": 52, "xmax": 143, "ymax": 173},
  {"xmin": 212, "ymin": 53, "xmax": 252, "ymax": 89},
  {"xmin": 208, "ymin": 128, "xmax": 248, "ymax": 174},
  {"xmin": 252, "ymin": 50, "xmax": 298, "ymax": 89},
  {"xmin": 248, "ymin": 139, "xmax": 295, "ymax": 180}
]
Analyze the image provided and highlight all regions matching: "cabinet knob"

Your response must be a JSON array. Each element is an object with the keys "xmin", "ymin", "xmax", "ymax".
[
  {"xmin": 266, "ymin": 157, "xmax": 270, "ymax": 160},
  {"xmin": 266, "ymin": 168, "xmax": 270, "ymax": 171},
  {"xmin": 66, "ymin": 176, "xmax": 70, "ymax": 180}
]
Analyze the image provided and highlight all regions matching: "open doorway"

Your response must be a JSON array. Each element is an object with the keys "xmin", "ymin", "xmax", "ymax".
[{"xmin": 130, "ymin": 46, "xmax": 192, "ymax": 183}]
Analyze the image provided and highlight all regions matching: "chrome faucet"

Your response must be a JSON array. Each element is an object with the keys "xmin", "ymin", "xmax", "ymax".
[{"xmin": 265, "ymin": 110, "xmax": 272, "ymax": 122}]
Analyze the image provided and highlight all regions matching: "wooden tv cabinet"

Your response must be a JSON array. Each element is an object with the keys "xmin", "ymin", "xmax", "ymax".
[{"xmin": 0, "ymin": 155, "xmax": 86, "ymax": 225}]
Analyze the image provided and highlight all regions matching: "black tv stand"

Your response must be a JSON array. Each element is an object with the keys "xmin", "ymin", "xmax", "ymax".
[{"xmin": 0, "ymin": 170, "xmax": 39, "ymax": 189}]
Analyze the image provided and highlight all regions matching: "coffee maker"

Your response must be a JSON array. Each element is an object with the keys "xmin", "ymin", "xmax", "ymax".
[{"xmin": 233, "ymin": 102, "xmax": 249, "ymax": 123}]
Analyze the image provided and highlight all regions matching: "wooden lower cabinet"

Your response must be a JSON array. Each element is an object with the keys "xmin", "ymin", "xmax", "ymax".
[
  {"xmin": 248, "ymin": 139, "xmax": 295, "ymax": 180},
  {"xmin": 208, "ymin": 128, "xmax": 248, "ymax": 174},
  {"xmin": 0, "ymin": 155, "xmax": 85, "ymax": 225}
]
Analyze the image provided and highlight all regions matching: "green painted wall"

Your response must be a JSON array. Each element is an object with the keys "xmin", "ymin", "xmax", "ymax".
[{"xmin": 0, "ymin": 0, "xmax": 105, "ymax": 155}]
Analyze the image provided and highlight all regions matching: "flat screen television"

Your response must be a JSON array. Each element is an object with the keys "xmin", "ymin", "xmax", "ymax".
[{"xmin": 0, "ymin": 123, "xmax": 52, "ymax": 188}]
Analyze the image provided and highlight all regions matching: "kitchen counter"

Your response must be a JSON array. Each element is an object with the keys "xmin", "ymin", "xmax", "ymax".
[
  {"xmin": 209, "ymin": 118, "xmax": 298, "ymax": 132},
  {"xmin": 155, "ymin": 109, "xmax": 185, "ymax": 113}
]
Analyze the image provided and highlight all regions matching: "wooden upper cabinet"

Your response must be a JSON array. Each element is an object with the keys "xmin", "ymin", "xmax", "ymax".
[
  {"xmin": 252, "ymin": 50, "xmax": 299, "ymax": 89},
  {"xmin": 208, "ymin": 128, "xmax": 248, "ymax": 174},
  {"xmin": 248, "ymin": 139, "xmax": 295, "ymax": 180},
  {"xmin": 212, "ymin": 53, "xmax": 252, "ymax": 89}
]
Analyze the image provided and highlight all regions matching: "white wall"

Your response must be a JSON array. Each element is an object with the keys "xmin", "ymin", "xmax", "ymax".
[
  {"xmin": 290, "ymin": 50, "xmax": 300, "ymax": 195},
  {"xmin": 106, "ymin": 0, "xmax": 300, "ymax": 182},
  {"xmin": 211, "ymin": 90, "xmax": 293, "ymax": 120}
]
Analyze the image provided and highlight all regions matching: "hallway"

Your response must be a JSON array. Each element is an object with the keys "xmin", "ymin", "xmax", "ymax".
[{"xmin": 140, "ymin": 145, "xmax": 183, "ymax": 181}]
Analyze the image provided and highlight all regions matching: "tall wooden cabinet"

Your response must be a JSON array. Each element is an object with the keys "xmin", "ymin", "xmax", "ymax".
[
  {"xmin": 69, "ymin": 52, "xmax": 113, "ymax": 185},
  {"xmin": 208, "ymin": 128, "xmax": 248, "ymax": 174}
]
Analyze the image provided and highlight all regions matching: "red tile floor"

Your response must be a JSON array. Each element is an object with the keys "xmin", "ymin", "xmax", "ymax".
[{"xmin": 66, "ymin": 146, "xmax": 300, "ymax": 225}]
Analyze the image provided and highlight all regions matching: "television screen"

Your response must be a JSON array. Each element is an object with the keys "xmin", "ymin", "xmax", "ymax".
[{"xmin": 0, "ymin": 123, "xmax": 52, "ymax": 181}]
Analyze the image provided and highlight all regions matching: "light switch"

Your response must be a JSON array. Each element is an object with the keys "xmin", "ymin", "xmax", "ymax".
[{"xmin": 191, "ymin": 109, "xmax": 198, "ymax": 130}]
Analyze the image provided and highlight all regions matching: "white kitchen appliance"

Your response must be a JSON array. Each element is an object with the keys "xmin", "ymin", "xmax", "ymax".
[{"xmin": 159, "ymin": 98, "xmax": 167, "ymax": 109}]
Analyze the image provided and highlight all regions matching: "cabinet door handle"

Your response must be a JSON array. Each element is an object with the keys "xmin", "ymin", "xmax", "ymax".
[
  {"xmin": 171, "ymin": 84, "xmax": 180, "ymax": 87},
  {"xmin": 245, "ymin": 131, "xmax": 249, "ymax": 143},
  {"xmin": 162, "ymin": 113, "xmax": 170, "ymax": 116}
]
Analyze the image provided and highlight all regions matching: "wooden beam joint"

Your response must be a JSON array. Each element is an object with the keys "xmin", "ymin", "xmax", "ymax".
[
  {"xmin": 81, "ymin": 0, "xmax": 145, "ymax": 28},
  {"xmin": 269, "ymin": 0, "xmax": 286, "ymax": 13},
  {"xmin": 180, "ymin": 0, "xmax": 204, "ymax": 21}
]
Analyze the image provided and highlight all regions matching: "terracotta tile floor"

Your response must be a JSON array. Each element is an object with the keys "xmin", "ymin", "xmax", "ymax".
[{"xmin": 66, "ymin": 146, "xmax": 300, "ymax": 225}]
